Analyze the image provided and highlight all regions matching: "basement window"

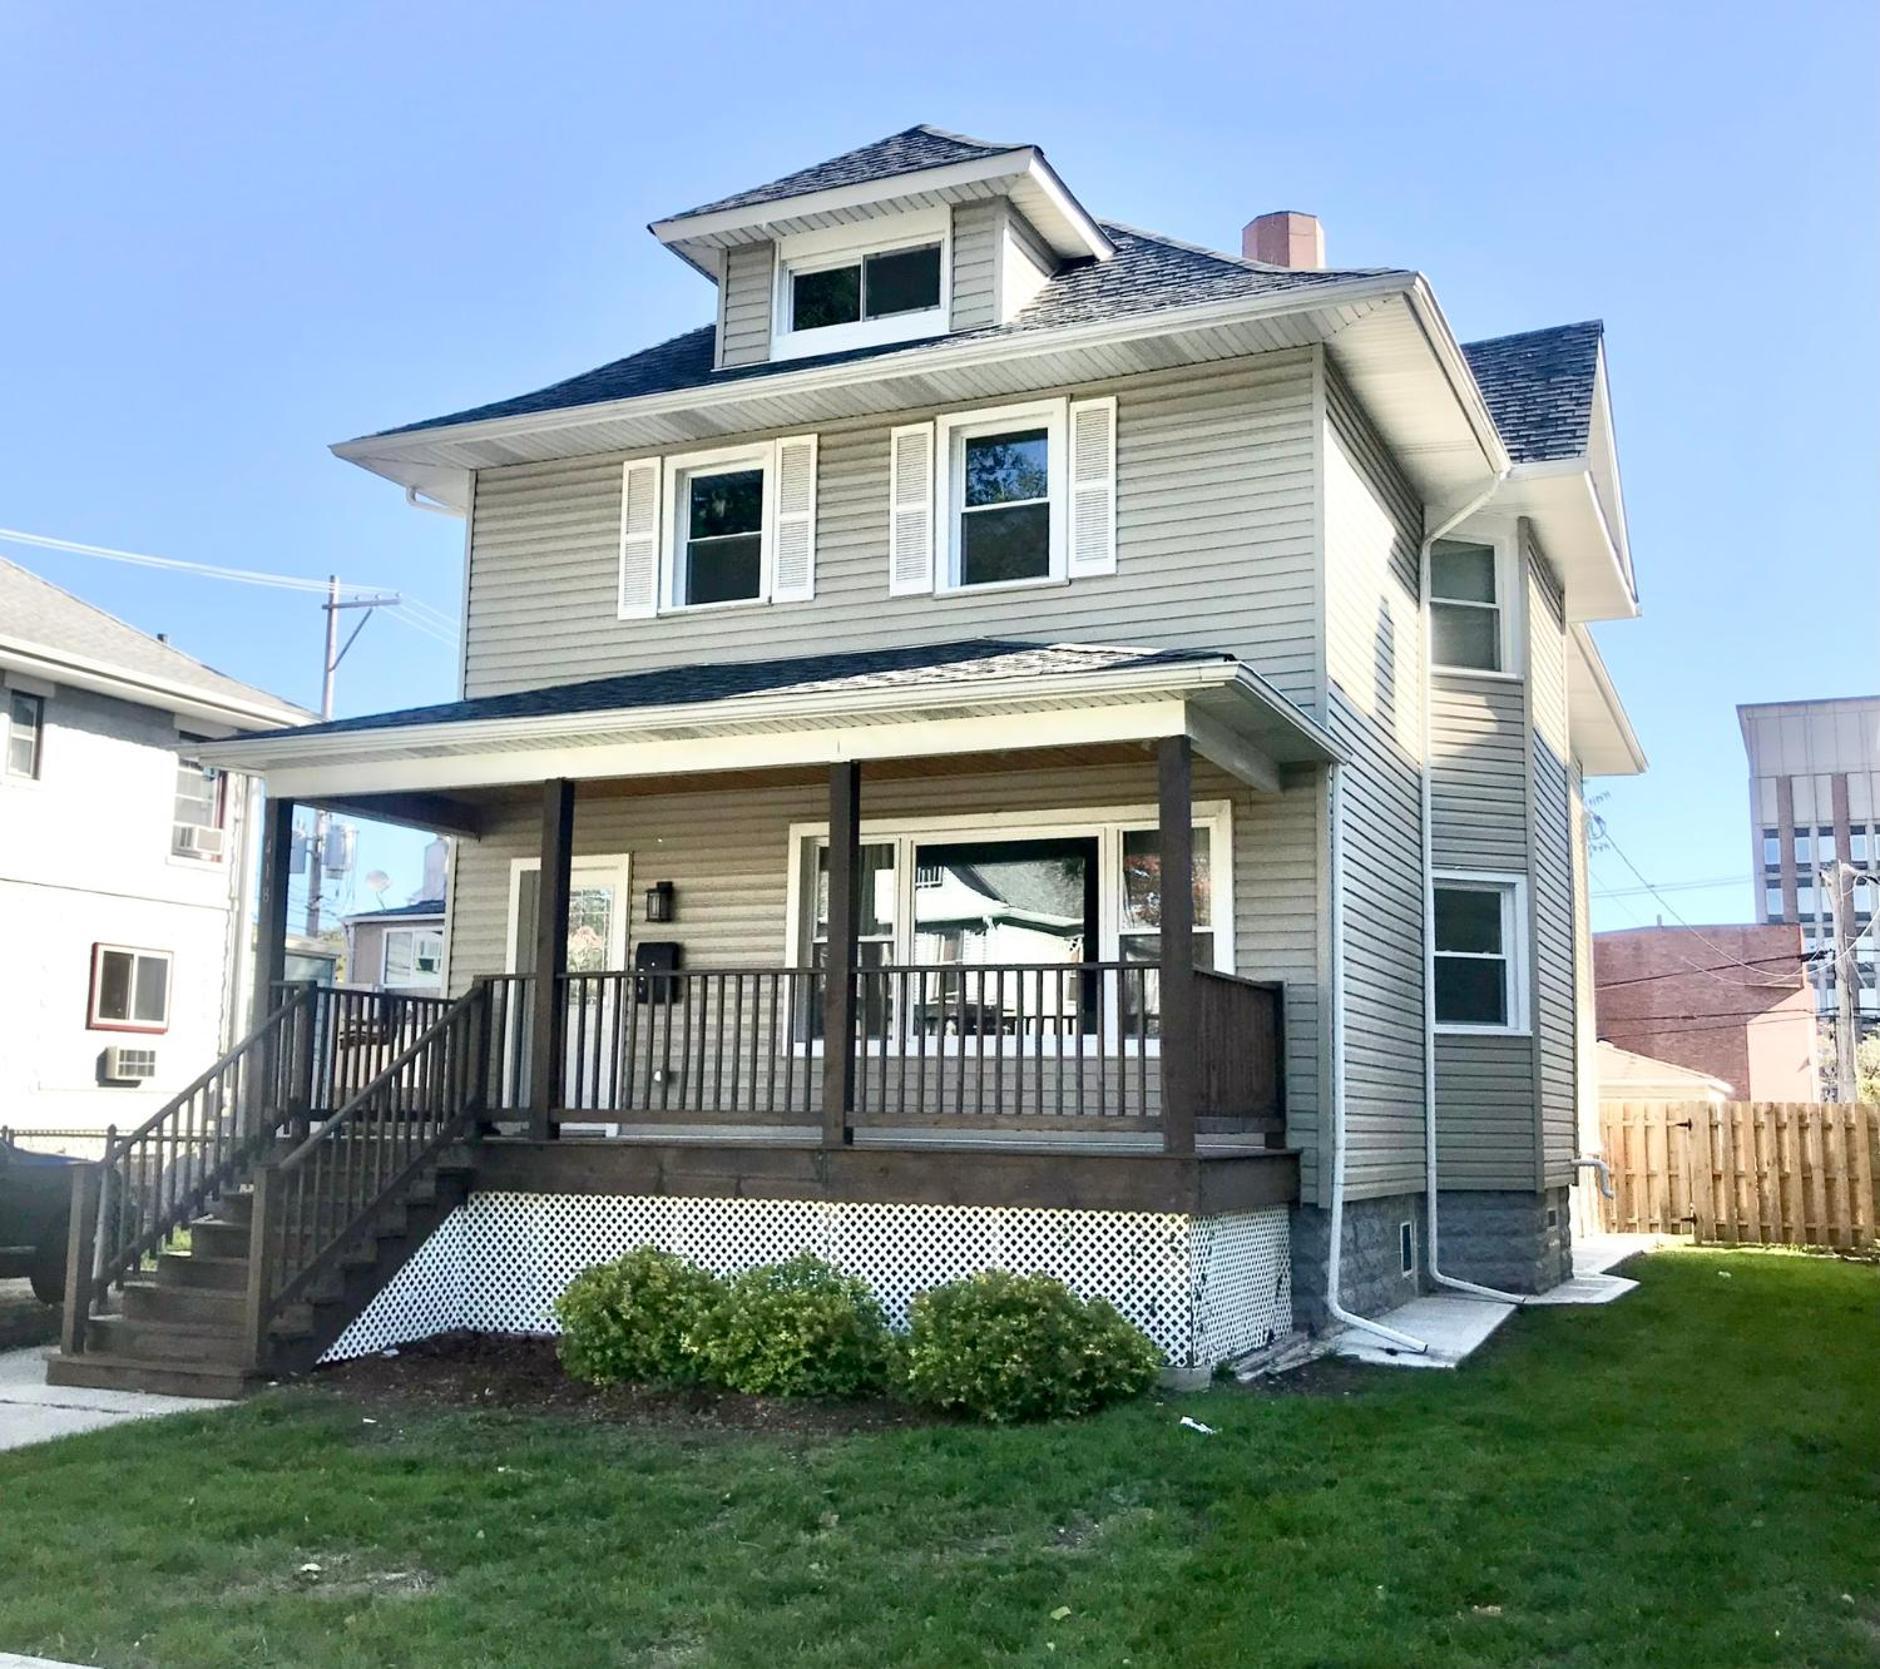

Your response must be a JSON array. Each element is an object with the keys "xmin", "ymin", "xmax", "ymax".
[{"xmin": 1400, "ymin": 1221, "xmax": 1416, "ymax": 1275}]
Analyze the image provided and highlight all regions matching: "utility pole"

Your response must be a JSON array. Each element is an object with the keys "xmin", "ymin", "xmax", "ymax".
[
  {"xmin": 304, "ymin": 575, "xmax": 399, "ymax": 938},
  {"xmin": 1826, "ymin": 859, "xmax": 1862, "ymax": 1103}
]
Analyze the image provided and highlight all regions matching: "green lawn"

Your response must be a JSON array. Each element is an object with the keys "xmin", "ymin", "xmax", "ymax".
[{"xmin": 2, "ymin": 1250, "xmax": 1877, "ymax": 1668}]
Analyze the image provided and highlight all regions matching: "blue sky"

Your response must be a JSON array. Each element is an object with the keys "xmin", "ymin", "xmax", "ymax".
[{"xmin": 1, "ymin": 1, "xmax": 1874, "ymax": 928}]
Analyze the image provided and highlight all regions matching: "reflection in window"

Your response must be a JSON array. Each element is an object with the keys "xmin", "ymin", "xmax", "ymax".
[
  {"xmin": 960, "ymin": 429, "xmax": 1051, "ymax": 586},
  {"xmin": 1433, "ymin": 883, "xmax": 1513, "ymax": 1027},
  {"xmin": 1430, "ymin": 542, "xmax": 1501, "ymax": 671}
]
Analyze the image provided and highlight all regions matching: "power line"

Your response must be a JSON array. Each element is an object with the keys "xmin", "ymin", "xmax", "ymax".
[
  {"xmin": 0, "ymin": 525, "xmax": 457, "ymax": 643},
  {"xmin": 1592, "ymin": 872, "xmax": 1745, "ymax": 899}
]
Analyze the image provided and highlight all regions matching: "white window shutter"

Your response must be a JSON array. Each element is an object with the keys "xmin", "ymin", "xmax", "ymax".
[
  {"xmin": 770, "ymin": 435, "xmax": 818, "ymax": 603},
  {"xmin": 618, "ymin": 458, "xmax": 662, "ymax": 618},
  {"xmin": 1067, "ymin": 395, "xmax": 1118, "ymax": 578},
  {"xmin": 888, "ymin": 422, "xmax": 936, "ymax": 596}
]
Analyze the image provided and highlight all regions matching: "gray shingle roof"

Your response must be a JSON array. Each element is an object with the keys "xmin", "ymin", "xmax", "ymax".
[
  {"xmin": 345, "ymin": 898, "xmax": 447, "ymax": 923},
  {"xmin": 0, "ymin": 557, "xmax": 311, "ymax": 720},
  {"xmin": 259, "ymin": 639, "xmax": 1233, "ymax": 742},
  {"xmin": 375, "ymin": 224, "xmax": 1400, "ymax": 438},
  {"xmin": 1461, "ymin": 320, "xmax": 1604, "ymax": 463},
  {"xmin": 665, "ymin": 125, "xmax": 1021, "ymax": 221}
]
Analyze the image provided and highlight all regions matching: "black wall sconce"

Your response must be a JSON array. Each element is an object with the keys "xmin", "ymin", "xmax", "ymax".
[{"xmin": 645, "ymin": 880, "xmax": 676, "ymax": 923}]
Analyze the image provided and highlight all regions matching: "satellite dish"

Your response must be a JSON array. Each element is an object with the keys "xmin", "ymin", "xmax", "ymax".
[{"xmin": 365, "ymin": 869, "xmax": 392, "ymax": 901}]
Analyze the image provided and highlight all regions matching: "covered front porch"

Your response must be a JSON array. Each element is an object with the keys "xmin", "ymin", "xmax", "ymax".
[{"xmin": 225, "ymin": 644, "xmax": 1338, "ymax": 1198}]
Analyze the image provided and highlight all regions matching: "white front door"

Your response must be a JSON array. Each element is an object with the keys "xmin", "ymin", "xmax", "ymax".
[{"xmin": 506, "ymin": 854, "xmax": 632, "ymax": 1120}]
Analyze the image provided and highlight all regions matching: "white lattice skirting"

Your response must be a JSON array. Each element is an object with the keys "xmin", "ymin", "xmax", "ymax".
[{"xmin": 326, "ymin": 1191, "xmax": 1292, "ymax": 1369}]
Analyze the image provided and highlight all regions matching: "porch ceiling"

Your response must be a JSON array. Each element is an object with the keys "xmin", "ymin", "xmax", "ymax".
[{"xmin": 195, "ymin": 640, "xmax": 1343, "ymax": 821}]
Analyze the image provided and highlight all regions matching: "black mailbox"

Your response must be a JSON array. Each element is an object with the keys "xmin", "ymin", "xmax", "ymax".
[{"xmin": 634, "ymin": 940, "xmax": 682, "ymax": 1003}]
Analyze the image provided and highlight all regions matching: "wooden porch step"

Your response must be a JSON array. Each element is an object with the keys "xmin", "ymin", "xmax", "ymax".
[
  {"xmin": 187, "ymin": 1218, "xmax": 252, "ymax": 1261},
  {"xmin": 44, "ymin": 1351, "xmax": 253, "ymax": 1401},
  {"xmin": 86, "ymin": 1315, "xmax": 246, "ymax": 1365},
  {"xmin": 121, "ymin": 1278, "xmax": 243, "ymax": 1328},
  {"xmin": 154, "ymin": 1252, "xmax": 250, "ymax": 1292}
]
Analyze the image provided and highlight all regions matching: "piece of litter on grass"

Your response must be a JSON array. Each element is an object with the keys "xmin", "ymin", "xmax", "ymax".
[
  {"xmin": 1050, "ymin": 1606, "xmax": 1072, "ymax": 1621},
  {"xmin": 379, "ymin": 1347, "xmax": 399, "ymax": 1358},
  {"xmin": 361, "ymin": 1417, "xmax": 377, "ymax": 1425},
  {"xmin": 1472, "ymin": 1604, "xmax": 1503, "ymax": 1617},
  {"xmin": 298, "ymin": 1563, "xmax": 322, "ymax": 1576},
  {"xmin": 1718, "ymin": 1270, "xmax": 1732, "ymax": 1278},
  {"xmin": 1178, "ymin": 1415, "xmax": 1216, "ymax": 1435}
]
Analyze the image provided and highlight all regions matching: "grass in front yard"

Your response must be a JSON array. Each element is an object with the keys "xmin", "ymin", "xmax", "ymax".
[{"xmin": 1, "ymin": 1250, "xmax": 1877, "ymax": 1668}]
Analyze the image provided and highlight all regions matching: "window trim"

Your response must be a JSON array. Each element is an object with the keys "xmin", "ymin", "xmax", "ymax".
[
  {"xmin": 1428, "ymin": 534, "xmax": 1519, "ymax": 679},
  {"xmin": 170, "ymin": 748, "xmax": 229, "ymax": 863},
  {"xmin": 380, "ymin": 925, "xmax": 445, "ymax": 988},
  {"xmin": 934, "ymin": 398, "xmax": 1069, "ymax": 595},
  {"xmin": 1431, "ymin": 871, "xmax": 1529, "ymax": 1035},
  {"xmin": 771, "ymin": 208, "xmax": 952, "ymax": 361},
  {"xmin": 5, "ymin": 690, "xmax": 45, "ymax": 781},
  {"xmin": 87, "ymin": 943, "xmax": 173, "ymax": 1034},
  {"xmin": 658, "ymin": 441, "xmax": 776, "ymax": 614}
]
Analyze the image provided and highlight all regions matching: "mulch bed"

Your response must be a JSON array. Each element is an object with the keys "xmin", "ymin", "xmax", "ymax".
[{"xmin": 307, "ymin": 1331, "xmax": 943, "ymax": 1438}]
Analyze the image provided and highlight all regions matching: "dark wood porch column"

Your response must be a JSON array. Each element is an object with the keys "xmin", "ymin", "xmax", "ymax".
[
  {"xmin": 821, "ymin": 760, "xmax": 861, "ymax": 1149},
  {"xmin": 254, "ymin": 795, "xmax": 295, "ymax": 1028},
  {"xmin": 528, "ymin": 778, "xmax": 576, "ymax": 1142},
  {"xmin": 1157, "ymin": 735, "xmax": 1197, "ymax": 1156}
]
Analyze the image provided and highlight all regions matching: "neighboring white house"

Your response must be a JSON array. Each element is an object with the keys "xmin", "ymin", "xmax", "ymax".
[{"xmin": 0, "ymin": 558, "xmax": 310, "ymax": 1147}]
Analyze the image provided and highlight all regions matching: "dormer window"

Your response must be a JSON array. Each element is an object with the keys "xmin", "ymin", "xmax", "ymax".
[
  {"xmin": 792, "ymin": 244, "xmax": 942, "ymax": 332},
  {"xmin": 772, "ymin": 207, "xmax": 951, "ymax": 362}
]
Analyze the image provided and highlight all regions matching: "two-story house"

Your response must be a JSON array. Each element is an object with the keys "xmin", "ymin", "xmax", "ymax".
[
  {"xmin": 0, "ymin": 558, "xmax": 309, "ymax": 1148},
  {"xmin": 53, "ymin": 127, "xmax": 1645, "ymax": 1397}
]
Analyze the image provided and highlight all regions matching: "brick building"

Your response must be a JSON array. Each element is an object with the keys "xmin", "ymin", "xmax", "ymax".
[{"xmin": 1593, "ymin": 923, "xmax": 1815, "ymax": 1100}]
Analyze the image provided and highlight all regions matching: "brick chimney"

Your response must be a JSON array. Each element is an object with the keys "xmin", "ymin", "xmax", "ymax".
[{"xmin": 1243, "ymin": 211, "xmax": 1324, "ymax": 269}]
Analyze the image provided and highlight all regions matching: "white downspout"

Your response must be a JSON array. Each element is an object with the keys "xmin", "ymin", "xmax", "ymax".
[
  {"xmin": 1326, "ymin": 761, "xmax": 1430, "ymax": 1353},
  {"xmin": 1420, "ymin": 475, "xmax": 1529, "ymax": 1306}
]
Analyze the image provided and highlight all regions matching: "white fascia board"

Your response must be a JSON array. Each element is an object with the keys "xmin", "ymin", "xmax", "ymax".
[
  {"xmin": 260, "ymin": 699, "xmax": 1200, "ymax": 799},
  {"xmin": 196, "ymin": 660, "xmax": 1343, "ymax": 785},
  {"xmin": 332, "ymin": 271, "xmax": 1420, "ymax": 474},
  {"xmin": 0, "ymin": 637, "xmax": 311, "ymax": 732},
  {"xmin": 1400, "ymin": 278, "xmax": 1510, "ymax": 478},
  {"xmin": 1567, "ymin": 624, "xmax": 1647, "ymax": 777},
  {"xmin": 1502, "ymin": 461, "xmax": 1638, "ymax": 622},
  {"xmin": 649, "ymin": 150, "xmax": 1113, "ymax": 265}
]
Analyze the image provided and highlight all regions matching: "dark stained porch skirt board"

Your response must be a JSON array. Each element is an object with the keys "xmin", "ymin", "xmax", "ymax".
[{"xmin": 474, "ymin": 1139, "xmax": 1298, "ymax": 1216}]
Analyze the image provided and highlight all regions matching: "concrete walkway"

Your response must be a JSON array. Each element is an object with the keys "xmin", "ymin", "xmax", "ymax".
[
  {"xmin": 1328, "ymin": 1233, "xmax": 1659, "ymax": 1370},
  {"xmin": 0, "ymin": 1345, "xmax": 230, "ymax": 1452}
]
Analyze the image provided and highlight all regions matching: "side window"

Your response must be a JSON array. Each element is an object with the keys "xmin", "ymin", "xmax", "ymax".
[
  {"xmin": 172, "ymin": 749, "xmax": 228, "ymax": 860},
  {"xmin": 1432, "ymin": 879, "xmax": 1524, "ymax": 1031},
  {"xmin": 89, "ymin": 944, "xmax": 172, "ymax": 1032},
  {"xmin": 6, "ymin": 691, "xmax": 43, "ymax": 779},
  {"xmin": 1429, "ymin": 541, "xmax": 1503, "ymax": 672}
]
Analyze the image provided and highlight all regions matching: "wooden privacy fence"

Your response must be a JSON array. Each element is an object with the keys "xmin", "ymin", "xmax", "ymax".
[{"xmin": 1599, "ymin": 1100, "xmax": 1880, "ymax": 1252}]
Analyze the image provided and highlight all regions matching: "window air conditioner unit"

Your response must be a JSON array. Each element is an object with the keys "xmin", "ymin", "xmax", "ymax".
[
  {"xmin": 102, "ymin": 1044, "xmax": 158, "ymax": 1083},
  {"xmin": 173, "ymin": 824, "xmax": 226, "ymax": 860}
]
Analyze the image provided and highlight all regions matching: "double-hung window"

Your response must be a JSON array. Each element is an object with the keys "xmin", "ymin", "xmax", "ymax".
[
  {"xmin": 6, "ymin": 691, "xmax": 43, "ymax": 779},
  {"xmin": 1429, "ymin": 541, "xmax": 1503, "ymax": 672},
  {"xmin": 89, "ymin": 944, "xmax": 171, "ymax": 1032},
  {"xmin": 621, "ymin": 436, "xmax": 818, "ymax": 618},
  {"xmin": 1432, "ymin": 878, "xmax": 1525, "ymax": 1031},
  {"xmin": 172, "ymin": 748, "xmax": 227, "ymax": 860}
]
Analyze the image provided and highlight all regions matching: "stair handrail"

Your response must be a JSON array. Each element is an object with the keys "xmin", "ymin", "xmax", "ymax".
[
  {"xmin": 246, "ymin": 981, "xmax": 491, "ymax": 1359},
  {"xmin": 84, "ymin": 983, "xmax": 321, "ymax": 1310}
]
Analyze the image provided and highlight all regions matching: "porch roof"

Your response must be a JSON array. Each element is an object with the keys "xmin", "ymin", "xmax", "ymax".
[{"xmin": 193, "ymin": 638, "xmax": 1343, "ymax": 812}]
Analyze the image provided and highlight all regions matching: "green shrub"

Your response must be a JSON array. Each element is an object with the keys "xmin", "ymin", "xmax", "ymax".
[
  {"xmin": 897, "ymin": 1269, "xmax": 1163, "ymax": 1423},
  {"xmin": 688, "ymin": 1254, "xmax": 892, "ymax": 1399},
  {"xmin": 553, "ymin": 1246, "xmax": 725, "ymax": 1386}
]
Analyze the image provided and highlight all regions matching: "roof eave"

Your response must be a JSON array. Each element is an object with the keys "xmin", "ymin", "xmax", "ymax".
[
  {"xmin": 1567, "ymin": 623, "xmax": 1647, "ymax": 776},
  {"xmin": 0, "ymin": 635, "xmax": 312, "ymax": 733},
  {"xmin": 647, "ymin": 148, "xmax": 1115, "ymax": 270}
]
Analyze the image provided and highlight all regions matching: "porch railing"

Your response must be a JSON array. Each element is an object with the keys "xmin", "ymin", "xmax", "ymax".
[
  {"xmin": 247, "ymin": 983, "xmax": 490, "ymax": 1360},
  {"xmin": 510, "ymin": 962, "xmax": 1285, "ymax": 1137}
]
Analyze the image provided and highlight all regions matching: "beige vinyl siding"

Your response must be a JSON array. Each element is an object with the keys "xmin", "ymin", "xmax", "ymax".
[
  {"xmin": 949, "ymin": 200, "xmax": 1001, "ymax": 332},
  {"xmin": 1526, "ymin": 527, "xmax": 1577, "ymax": 1187},
  {"xmin": 462, "ymin": 350, "xmax": 1325, "ymax": 712},
  {"xmin": 1433, "ymin": 1033, "xmax": 1537, "ymax": 1184},
  {"xmin": 1322, "ymin": 362, "xmax": 1427, "ymax": 1202},
  {"xmin": 715, "ymin": 242, "xmax": 774, "ymax": 370},
  {"xmin": 1429, "ymin": 676, "xmax": 1528, "ymax": 868},
  {"xmin": 446, "ymin": 757, "xmax": 1322, "ymax": 1143}
]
